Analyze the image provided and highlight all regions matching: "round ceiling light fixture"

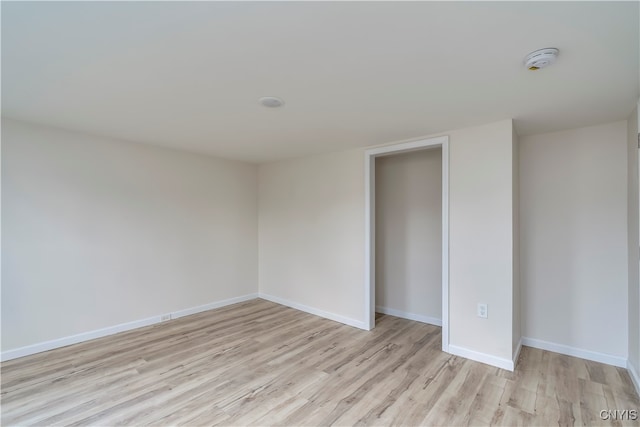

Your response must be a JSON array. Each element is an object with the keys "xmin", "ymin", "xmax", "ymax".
[
  {"xmin": 524, "ymin": 48, "xmax": 559, "ymax": 71},
  {"xmin": 259, "ymin": 96, "xmax": 285, "ymax": 108}
]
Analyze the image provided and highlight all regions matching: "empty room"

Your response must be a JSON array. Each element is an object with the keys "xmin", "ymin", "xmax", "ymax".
[{"xmin": 1, "ymin": 1, "xmax": 639, "ymax": 426}]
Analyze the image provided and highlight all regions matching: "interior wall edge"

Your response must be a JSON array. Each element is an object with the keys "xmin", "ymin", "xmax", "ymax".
[
  {"xmin": 628, "ymin": 359, "xmax": 640, "ymax": 396},
  {"xmin": 448, "ymin": 344, "xmax": 515, "ymax": 371},
  {"xmin": 0, "ymin": 293, "xmax": 259, "ymax": 362},
  {"xmin": 521, "ymin": 337, "xmax": 627, "ymax": 368},
  {"xmin": 513, "ymin": 337, "xmax": 523, "ymax": 368},
  {"xmin": 0, "ymin": 115, "xmax": 259, "ymax": 165},
  {"xmin": 375, "ymin": 306, "xmax": 442, "ymax": 327},
  {"xmin": 258, "ymin": 293, "xmax": 367, "ymax": 330}
]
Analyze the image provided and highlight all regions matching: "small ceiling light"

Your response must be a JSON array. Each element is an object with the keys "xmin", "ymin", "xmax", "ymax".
[
  {"xmin": 524, "ymin": 48, "xmax": 559, "ymax": 71},
  {"xmin": 259, "ymin": 96, "xmax": 285, "ymax": 108}
]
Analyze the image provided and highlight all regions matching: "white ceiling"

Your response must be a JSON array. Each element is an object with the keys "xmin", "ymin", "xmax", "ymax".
[{"xmin": 2, "ymin": 1, "xmax": 638, "ymax": 163}]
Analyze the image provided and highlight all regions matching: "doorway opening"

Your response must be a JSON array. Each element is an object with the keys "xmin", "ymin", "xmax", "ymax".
[{"xmin": 364, "ymin": 136, "xmax": 449, "ymax": 352}]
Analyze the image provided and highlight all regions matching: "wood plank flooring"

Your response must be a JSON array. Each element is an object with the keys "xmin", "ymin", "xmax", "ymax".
[{"xmin": 1, "ymin": 299, "xmax": 638, "ymax": 426}]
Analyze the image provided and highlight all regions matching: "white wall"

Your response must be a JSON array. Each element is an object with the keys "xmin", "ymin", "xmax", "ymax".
[
  {"xmin": 629, "ymin": 104, "xmax": 639, "ymax": 374},
  {"xmin": 3, "ymin": 113, "xmax": 633, "ymax": 370},
  {"xmin": 520, "ymin": 121, "xmax": 628, "ymax": 360},
  {"xmin": 259, "ymin": 119, "xmax": 517, "ymax": 366},
  {"xmin": 375, "ymin": 148, "xmax": 442, "ymax": 322},
  {"xmin": 512, "ymin": 128, "xmax": 521, "ymax": 355},
  {"xmin": 1, "ymin": 118, "xmax": 258, "ymax": 351},
  {"xmin": 258, "ymin": 148, "xmax": 366, "ymax": 324},
  {"xmin": 448, "ymin": 119, "xmax": 516, "ymax": 362}
]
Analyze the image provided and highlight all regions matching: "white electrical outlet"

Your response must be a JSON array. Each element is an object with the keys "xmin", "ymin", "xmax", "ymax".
[
  {"xmin": 477, "ymin": 303, "xmax": 488, "ymax": 319},
  {"xmin": 161, "ymin": 314, "xmax": 171, "ymax": 321}
]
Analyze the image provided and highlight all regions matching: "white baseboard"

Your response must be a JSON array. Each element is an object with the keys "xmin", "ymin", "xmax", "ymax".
[
  {"xmin": 1, "ymin": 315, "xmax": 162, "ymax": 362},
  {"xmin": 448, "ymin": 344, "xmax": 514, "ymax": 371},
  {"xmin": 1, "ymin": 293, "xmax": 259, "ymax": 362},
  {"xmin": 171, "ymin": 294, "xmax": 259, "ymax": 319},
  {"xmin": 258, "ymin": 293, "xmax": 367, "ymax": 330},
  {"xmin": 521, "ymin": 337, "xmax": 627, "ymax": 368},
  {"xmin": 627, "ymin": 360, "xmax": 640, "ymax": 397},
  {"xmin": 513, "ymin": 337, "xmax": 523, "ymax": 368},
  {"xmin": 375, "ymin": 306, "xmax": 442, "ymax": 327}
]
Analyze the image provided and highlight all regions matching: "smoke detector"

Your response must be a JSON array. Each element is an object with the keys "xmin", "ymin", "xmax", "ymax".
[
  {"xmin": 259, "ymin": 96, "xmax": 285, "ymax": 108},
  {"xmin": 524, "ymin": 48, "xmax": 559, "ymax": 70}
]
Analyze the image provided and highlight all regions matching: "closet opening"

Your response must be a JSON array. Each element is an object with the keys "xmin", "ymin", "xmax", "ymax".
[{"xmin": 364, "ymin": 136, "xmax": 449, "ymax": 352}]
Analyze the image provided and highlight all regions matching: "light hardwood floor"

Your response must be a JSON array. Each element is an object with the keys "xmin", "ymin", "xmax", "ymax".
[{"xmin": 1, "ymin": 299, "xmax": 638, "ymax": 426}]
